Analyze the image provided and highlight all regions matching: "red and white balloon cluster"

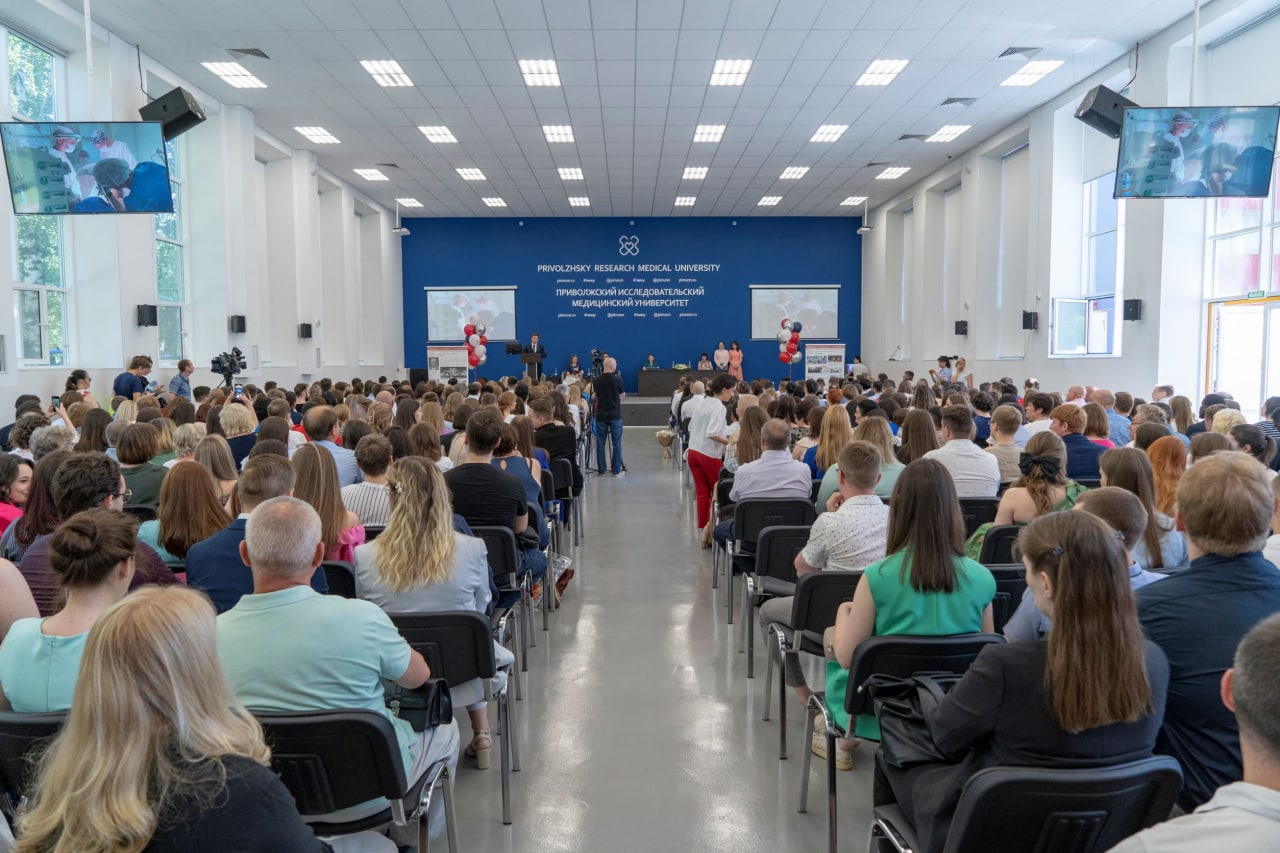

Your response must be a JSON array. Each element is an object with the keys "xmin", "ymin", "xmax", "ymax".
[
  {"xmin": 464, "ymin": 323, "xmax": 488, "ymax": 368},
  {"xmin": 776, "ymin": 318, "xmax": 804, "ymax": 365}
]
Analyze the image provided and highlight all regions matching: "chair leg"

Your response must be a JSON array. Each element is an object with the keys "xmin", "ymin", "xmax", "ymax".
[
  {"xmin": 499, "ymin": 687, "xmax": 512, "ymax": 825},
  {"xmin": 798, "ymin": 704, "xmax": 816, "ymax": 813},
  {"xmin": 508, "ymin": 681, "xmax": 521, "ymax": 772},
  {"xmin": 572, "ymin": 498, "xmax": 580, "ymax": 546},
  {"xmin": 726, "ymin": 563, "xmax": 734, "ymax": 625},
  {"xmin": 416, "ymin": 762, "xmax": 457, "ymax": 853},
  {"xmin": 779, "ymin": 643, "xmax": 792, "ymax": 759},
  {"xmin": 762, "ymin": 627, "xmax": 775, "ymax": 721},
  {"xmin": 742, "ymin": 582, "xmax": 754, "ymax": 669},
  {"xmin": 522, "ymin": 576, "xmax": 535, "ymax": 653},
  {"xmin": 542, "ymin": 567, "xmax": 551, "ymax": 631},
  {"xmin": 826, "ymin": 728, "xmax": 838, "ymax": 853},
  {"xmin": 711, "ymin": 541, "xmax": 721, "ymax": 589}
]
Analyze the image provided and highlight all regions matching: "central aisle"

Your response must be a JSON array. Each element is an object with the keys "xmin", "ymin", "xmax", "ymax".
[{"xmin": 452, "ymin": 435, "xmax": 875, "ymax": 852}]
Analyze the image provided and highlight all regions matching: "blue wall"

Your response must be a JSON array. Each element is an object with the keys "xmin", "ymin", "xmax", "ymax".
[{"xmin": 401, "ymin": 217, "xmax": 861, "ymax": 392}]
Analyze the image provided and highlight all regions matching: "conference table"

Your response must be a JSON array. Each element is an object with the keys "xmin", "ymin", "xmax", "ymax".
[{"xmin": 635, "ymin": 368, "xmax": 719, "ymax": 397}]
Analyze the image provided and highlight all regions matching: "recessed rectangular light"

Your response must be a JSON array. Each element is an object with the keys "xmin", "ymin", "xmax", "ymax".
[
  {"xmin": 840, "ymin": 196, "xmax": 868, "ymax": 206},
  {"xmin": 456, "ymin": 168, "xmax": 486, "ymax": 181},
  {"xmin": 482, "ymin": 197, "xmax": 507, "ymax": 207},
  {"xmin": 875, "ymin": 167, "xmax": 911, "ymax": 180},
  {"xmin": 419, "ymin": 126, "xmax": 457, "ymax": 144},
  {"xmin": 568, "ymin": 197, "xmax": 590, "ymax": 207},
  {"xmin": 709, "ymin": 59, "xmax": 752, "ymax": 86},
  {"xmin": 360, "ymin": 60, "xmax": 413, "ymax": 87},
  {"xmin": 354, "ymin": 168, "xmax": 389, "ymax": 181},
  {"xmin": 694, "ymin": 124, "xmax": 725, "ymax": 142},
  {"xmin": 518, "ymin": 59, "xmax": 561, "ymax": 86},
  {"xmin": 780, "ymin": 166, "xmax": 810, "ymax": 180},
  {"xmin": 558, "ymin": 167, "xmax": 584, "ymax": 180},
  {"xmin": 856, "ymin": 59, "xmax": 909, "ymax": 86},
  {"xmin": 674, "ymin": 196, "xmax": 697, "ymax": 206},
  {"xmin": 396, "ymin": 198, "xmax": 423, "ymax": 208},
  {"xmin": 683, "ymin": 166, "xmax": 708, "ymax": 180},
  {"xmin": 925, "ymin": 125, "xmax": 972, "ymax": 143},
  {"xmin": 294, "ymin": 126, "xmax": 339, "ymax": 144},
  {"xmin": 543, "ymin": 125, "xmax": 575, "ymax": 143},
  {"xmin": 201, "ymin": 62, "xmax": 266, "ymax": 89},
  {"xmin": 758, "ymin": 196, "xmax": 782, "ymax": 206},
  {"xmin": 1000, "ymin": 59, "xmax": 1064, "ymax": 87},
  {"xmin": 810, "ymin": 124, "xmax": 848, "ymax": 143}
]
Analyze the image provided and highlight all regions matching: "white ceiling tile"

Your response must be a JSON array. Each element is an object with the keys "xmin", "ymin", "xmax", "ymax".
[
  {"xmin": 463, "ymin": 30, "xmax": 514, "ymax": 60},
  {"xmin": 594, "ymin": 30, "xmax": 637, "ymax": 60},
  {"xmin": 597, "ymin": 61, "xmax": 637, "ymax": 86},
  {"xmin": 590, "ymin": 0, "xmax": 639, "ymax": 29},
  {"xmin": 635, "ymin": 29, "xmax": 679, "ymax": 59},
  {"xmin": 494, "ymin": 0, "xmax": 550, "ymax": 29},
  {"xmin": 420, "ymin": 30, "xmax": 475, "ymax": 60},
  {"xmin": 557, "ymin": 60, "xmax": 600, "ymax": 86},
  {"xmin": 376, "ymin": 31, "xmax": 435, "ymax": 61},
  {"xmin": 447, "ymin": 0, "xmax": 504, "ymax": 29},
  {"xmin": 675, "ymin": 29, "xmax": 721, "ymax": 60}
]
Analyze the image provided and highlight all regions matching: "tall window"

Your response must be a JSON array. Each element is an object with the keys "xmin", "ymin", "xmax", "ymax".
[
  {"xmin": 1205, "ymin": 160, "xmax": 1280, "ymax": 297},
  {"xmin": 1054, "ymin": 172, "xmax": 1123, "ymax": 355},
  {"xmin": 155, "ymin": 138, "xmax": 186, "ymax": 362},
  {"xmin": 8, "ymin": 32, "xmax": 69, "ymax": 366}
]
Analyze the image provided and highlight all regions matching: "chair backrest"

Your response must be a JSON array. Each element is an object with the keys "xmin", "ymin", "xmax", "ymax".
[
  {"xmin": 540, "ymin": 469, "xmax": 556, "ymax": 508},
  {"xmin": 985, "ymin": 564, "xmax": 1029, "ymax": 634},
  {"xmin": 942, "ymin": 756, "xmax": 1184, "ymax": 853},
  {"xmin": 387, "ymin": 611, "xmax": 496, "ymax": 684},
  {"xmin": 717, "ymin": 468, "xmax": 735, "ymax": 484},
  {"xmin": 321, "ymin": 561, "xmax": 356, "ymax": 599},
  {"xmin": 732, "ymin": 498, "xmax": 817, "ymax": 553},
  {"xmin": 715, "ymin": 477, "xmax": 735, "ymax": 510},
  {"xmin": 754, "ymin": 525, "xmax": 811, "ymax": 584},
  {"xmin": 122, "ymin": 503, "xmax": 157, "ymax": 521},
  {"xmin": 790, "ymin": 571, "xmax": 862, "ymax": 635},
  {"xmin": 978, "ymin": 524, "xmax": 1022, "ymax": 565},
  {"xmin": 0, "ymin": 711, "xmax": 66, "ymax": 810},
  {"xmin": 551, "ymin": 458, "xmax": 574, "ymax": 497},
  {"xmin": 809, "ymin": 480, "xmax": 822, "ymax": 503},
  {"xmin": 364, "ymin": 525, "xmax": 386, "ymax": 542},
  {"xmin": 847, "ymin": 633, "xmax": 1005, "ymax": 716},
  {"xmin": 470, "ymin": 525, "xmax": 520, "ymax": 588},
  {"xmin": 1074, "ymin": 478, "xmax": 1102, "ymax": 490},
  {"xmin": 958, "ymin": 497, "xmax": 1001, "ymax": 538},
  {"xmin": 255, "ymin": 709, "xmax": 407, "ymax": 815}
]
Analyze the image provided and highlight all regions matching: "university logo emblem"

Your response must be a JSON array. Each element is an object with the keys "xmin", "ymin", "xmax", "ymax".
[{"xmin": 618, "ymin": 235, "xmax": 640, "ymax": 256}]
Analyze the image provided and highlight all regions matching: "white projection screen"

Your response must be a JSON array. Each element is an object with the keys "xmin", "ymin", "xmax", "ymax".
[
  {"xmin": 425, "ymin": 286, "xmax": 517, "ymax": 342},
  {"xmin": 750, "ymin": 285, "xmax": 840, "ymax": 340}
]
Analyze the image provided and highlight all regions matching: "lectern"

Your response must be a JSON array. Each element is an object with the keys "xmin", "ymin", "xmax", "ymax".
[{"xmin": 521, "ymin": 351, "xmax": 545, "ymax": 381}]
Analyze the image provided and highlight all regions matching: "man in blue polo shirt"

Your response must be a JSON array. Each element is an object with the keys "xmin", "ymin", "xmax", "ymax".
[
  {"xmin": 1089, "ymin": 388, "xmax": 1133, "ymax": 447},
  {"xmin": 1137, "ymin": 452, "xmax": 1280, "ymax": 811}
]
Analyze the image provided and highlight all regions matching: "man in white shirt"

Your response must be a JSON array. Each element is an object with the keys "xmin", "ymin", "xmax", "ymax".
[
  {"xmin": 712, "ymin": 419, "xmax": 812, "ymax": 546},
  {"xmin": 922, "ymin": 405, "xmax": 1000, "ymax": 497},
  {"xmin": 1023, "ymin": 392, "xmax": 1056, "ymax": 435},
  {"xmin": 686, "ymin": 375, "xmax": 737, "ymax": 536},
  {"xmin": 1108, "ymin": 612, "xmax": 1280, "ymax": 851}
]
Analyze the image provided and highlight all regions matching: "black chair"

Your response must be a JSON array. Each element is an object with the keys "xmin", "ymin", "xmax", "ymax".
[
  {"xmin": 724, "ymin": 499, "xmax": 815, "ymax": 625},
  {"xmin": 540, "ymin": 469, "xmax": 562, "ymax": 555},
  {"xmin": 981, "ymin": 563, "xmax": 1028, "ymax": 634},
  {"xmin": 471, "ymin": 525, "xmax": 533, "ymax": 680},
  {"xmin": 741, "ymin": 525, "xmax": 810, "ymax": 679},
  {"xmin": 255, "ymin": 709, "xmax": 457, "ymax": 853},
  {"xmin": 364, "ymin": 525, "xmax": 386, "ymax": 541},
  {"xmin": 122, "ymin": 503, "xmax": 157, "ymax": 521},
  {"xmin": 763, "ymin": 571, "xmax": 861, "ymax": 759},
  {"xmin": 801, "ymin": 633, "xmax": 1004, "ymax": 853},
  {"xmin": 710, "ymin": 477, "xmax": 737, "ymax": 584},
  {"xmin": 871, "ymin": 756, "xmax": 1183, "ymax": 853},
  {"xmin": 977, "ymin": 524, "xmax": 1021, "ymax": 565},
  {"xmin": 809, "ymin": 479, "xmax": 823, "ymax": 503},
  {"xmin": 0, "ymin": 711, "xmax": 66, "ymax": 819},
  {"xmin": 958, "ymin": 497, "xmax": 1000, "ymax": 538},
  {"xmin": 551, "ymin": 458, "xmax": 581, "ymax": 547},
  {"xmin": 389, "ymin": 611, "xmax": 518, "ymax": 825},
  {"xmin": 321, "ymin": 561, "xmax": 356, "ymax": 599}
]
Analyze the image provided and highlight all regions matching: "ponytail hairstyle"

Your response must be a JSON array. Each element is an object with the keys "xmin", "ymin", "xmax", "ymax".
[
  {"xmin": 1012, "ymin": 431, "xmax": 1069, "ymax": 516},
  {"xmin": 1231, "ymin": 423, "xmax": 1277, "ymax": 468}
]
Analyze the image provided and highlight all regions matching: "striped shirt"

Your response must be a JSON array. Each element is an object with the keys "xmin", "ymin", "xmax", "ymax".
[{"xmin": 340, "ymin": 481, "xmax": 391, "ymax": 528}]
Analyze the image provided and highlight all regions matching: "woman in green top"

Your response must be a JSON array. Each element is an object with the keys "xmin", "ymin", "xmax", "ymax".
[
  {"xmin": 963, "ymin": 431, "xmax": 1086, "ymax": 560},
  {"xmin": 823, "ymin": 459, "xmax": 995, "ymax": 768}
]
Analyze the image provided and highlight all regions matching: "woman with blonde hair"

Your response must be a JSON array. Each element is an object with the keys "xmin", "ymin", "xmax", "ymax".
[
  {"xmin": 1146, "ymin": 435, "xmax": 1187, "ymax": 516},
  {"xmin": 292, "ymin": 443, "xmax": 365, "ymax": 562},
  {"xmin": 1211, "ymin": 408, "xmax": 1247, "ymax": 436},
  {"xmin": 150, "ymin": 417, "xmax": 178, "ymax": 466},
  {"xmin": 441, "ymin": 393, "xmax": 464, "ymax": 432},
  {"xmin": 816, "ymin": 417, "xmax": 903, "ymax": 510},
  {"xmin": 165, "ymin": 423, "xmax": 205, "ymax": 469},
  {"xmin": 194, "ymin": 434, "xmax": 238, "ymax": 510},
  {"xmin": 354, "ymin": 457, "xmax": 513, "ymax": 769},
  {"xmin": 802, "ymin": 402, "xmax": 852, "ymax": 479},
  {"xmin": 219, "ymin": 403, "xmax": 258, "ymax": 467},
  {"xmin": 13, "ymin": 586, "xmax": 331, "ymax": 852},
  {"xmin": 367, "ymin": 401, "xmax": 393, "ymax": 434},
  {"xmin": 112, "ymin": 399, "xmax": 138, "ymax": 424}
]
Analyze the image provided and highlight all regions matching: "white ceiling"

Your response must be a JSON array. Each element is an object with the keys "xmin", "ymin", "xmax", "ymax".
[{"xmin": 79, "ymin": 0, "xmax": 1192, "ymax": 217}]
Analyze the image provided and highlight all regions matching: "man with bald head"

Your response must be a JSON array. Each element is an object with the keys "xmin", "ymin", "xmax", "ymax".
[
  {"xmin": 1089, "ymin": 388, "xmax": 1132, "ymax": 446},
  {"xmin": 712, "ymin": 418, "xmax": 813, "ymax": 546},
  {"xmin": 592, "ymin": 356, "xmax": 626, "ymax": 476},
  {"xmin": 1065, "ymin": 385, "xmax": 1087, "ymax": 407}
]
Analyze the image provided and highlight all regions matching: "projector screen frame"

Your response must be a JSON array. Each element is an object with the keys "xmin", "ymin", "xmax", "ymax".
[
  {"xmin": 749, "ymin": 284, "xmax": 841, "ymax": 341},
  {"xmin": 424, "ymin": 285, "xmax": 518, "ymax": 343}
]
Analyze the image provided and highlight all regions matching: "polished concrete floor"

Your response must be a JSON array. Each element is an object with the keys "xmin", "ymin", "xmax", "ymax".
[{"xmin": 452, "ymin": 431, "xmax": 875, "ymax": 852}]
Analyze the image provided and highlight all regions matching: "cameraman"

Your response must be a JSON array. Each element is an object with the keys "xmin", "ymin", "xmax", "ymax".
[{"xmin": 593, "ymin": 357, "xmax": 626, "ymax": 477}]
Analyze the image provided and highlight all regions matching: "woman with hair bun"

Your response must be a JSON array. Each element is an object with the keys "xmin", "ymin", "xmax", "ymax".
[{"xmin": 1230, "ymin": 423, "xmax": 1278, "ymax": 478}]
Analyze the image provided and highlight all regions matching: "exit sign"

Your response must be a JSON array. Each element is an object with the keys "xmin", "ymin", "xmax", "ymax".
[{"xmin": 1248, "ymin": 290, "xmax": 1266, "ymax": 298}]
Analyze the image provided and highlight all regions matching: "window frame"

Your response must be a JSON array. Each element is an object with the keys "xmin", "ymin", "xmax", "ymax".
[
  {"xmin": 1052, "ymin": 172, "xmax": 1124, "ymax": 357},
  {"xmin": 154, "ymin": 137, "xmax": 188, "ymax": 366}
]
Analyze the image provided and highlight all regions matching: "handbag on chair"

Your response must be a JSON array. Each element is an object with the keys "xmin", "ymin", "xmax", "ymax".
[
  {"xmin": 383, "ymin": 678, "xmax": 452, "ymax": 733},
  {"xmin": 864, "ymin": 672, "xmax": 962, "ymax": 768}
]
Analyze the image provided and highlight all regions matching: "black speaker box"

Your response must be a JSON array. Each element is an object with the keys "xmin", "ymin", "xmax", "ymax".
[
  {"xmin": 228, "ymin": 315, "xmax": 246, "ymax": 334},
  {"xmin": 954, "ymin": 320, "xmax": 968, "ymax": 336},
  {"xmin": 139, "ymin": 87, "xmax": 207, "ymax": 141},
  {"xmin": 1022, "ymin": 311, "xmax": 1039, "ymax": 331},
  {"xmin": 136, "ymin": 304, "xmax": 158, "ymax": 327},
  {"xmin": 299, "ymin": 323, "xmax": 313, "ymax": 339},
  {"xmin": 1123, "ymin": 298, "xmax": 1143, "ymax": 321},
  {"xmin": 408, "ymin": 368, "xmax": 430, "ymax": 387},
  {"xmin": 1074, "ymin": 84, "xmax": 1137, "ymax": 140}
]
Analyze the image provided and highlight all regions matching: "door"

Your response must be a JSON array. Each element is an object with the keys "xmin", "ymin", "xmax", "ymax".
[{"xmin": 1208, "ymin": 298, "xmax": 1280, "ymax": 420}]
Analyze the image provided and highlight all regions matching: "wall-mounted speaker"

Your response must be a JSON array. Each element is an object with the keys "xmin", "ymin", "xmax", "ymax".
[
  {"xmin": 136, "ymin": 304, "xmax": 158, "ymax": 327},
  {"xmin": 228, "ymin": 315, "xmax": 246, "ymax": 334},
  {"xmin": 138, "ymin": 87, "xmax": 207, "ymax": 140},
  {"xmin": 1074, "ymin": 84, "xmax": 1138, "ymax": 139},
  {"xmin": 1021, "ymin": 311, "xmax": 1039, "ymax": 331},
  {"xmin": 298, "ymin": 323, "xmax": 313, "ymax": 339},
  {"xmin": 954, "ymin": 320, "xmax": 968, "ymax": 336},
  {"xmin": 1123, "ymin": 299, "xmax": 1143, "ymax": 321}
]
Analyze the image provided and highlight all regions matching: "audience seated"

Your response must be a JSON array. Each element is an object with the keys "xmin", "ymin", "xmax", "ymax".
[
  {"xmin": 802, "ymin": 404, "xmax": 850, "ymax": 479},
  {"xmin": 528, "ymin": 397, "xmax": 583, "ymax": 492},
  {"xmin": 896, "ymin": 409, "xmax": 939, "ymax": 464},
  {"xmin": 712, "ymin": 418, "xmax": 812, "ymax": 547},
  {"xmin": 217, "ymin": 496, "xmax": 459, "ymax": 842},
  {"xmin": 1136, "ymin": 452, "xmax": 1280, "ymax": 811},
  {"xmin": 301, "ymin": 406, "xmax": 361, "ymax": 486},
  {"xmin": 1049, "ymin": 404, "xmax": 1105, "ymax": 480},
  {"xmin": 723, "ymin": 406, "xmax": 767, "ymax": 474},
  {"xmin": 292, "ymin": 444, "xmax": 365, "ymax": 563},
  {"xmin": 876, "ymin": 511, "xmax": 1168, "ymax": 853},
  {"xmin": 816, "ymin": 418, "xmax": 902, "ymax": 511},
  {"xmin": 1147, "ymin": 435, "xmax": 1187, "ymax": 517},
  {"xmin": 114, "ymin": 423, "xmax": 167, "ymax": 505},
  {"xmin": 341, "ymin": 433, "xmax": 394, "ymax": 528},
  {"xmin": 137, "ymin": 462, "xmax": 230, "ymax": 564},
  {"xmin": 921, "ymin": 405, "xmax": 1000, "ymax": 497},
  {"xmin": 0, "ymin": 456, "xmax": 31, "ymax": 536},
  {"xmin": 1022, "ymin": 392, "xmax": 1056, "ymax": 435},
  {"xmin": 1100, "ymin": 448, "xmax": 1189, "ymax": 570},
  {"xmin": 491, "ymin": 424, "xmax": 549, "ymax": 549},
  {"xmin": 985, "ymin": 405, "xmax": 1025, "ymax": 484},
  {"xmin": 194, "ymin": 434, "xmax": 239, "ymax": 509}
]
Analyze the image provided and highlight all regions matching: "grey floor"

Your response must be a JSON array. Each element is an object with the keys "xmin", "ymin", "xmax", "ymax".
[{"xmin": 451, "ymin": 430, "xmax": 875, "ymax": 852}]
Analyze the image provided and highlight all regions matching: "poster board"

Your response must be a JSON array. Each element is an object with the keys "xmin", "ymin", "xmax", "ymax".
[
  {"xmin": 427, "ymin": 347, "xmax": 471, "ymax": 383},
  {"xmin": 804, "ymin": 343, "xmax": 846, "ymax": 388}
]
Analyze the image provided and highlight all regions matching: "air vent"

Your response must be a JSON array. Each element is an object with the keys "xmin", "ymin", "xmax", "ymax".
[
  {"xmin": 942, "ymin": 97, "xmax": 976, "ymax": 107},
  {"xmin": 999, "ymin": 47, "xmax": 1042, "ymax": 59},
  {"xmin": 375, "ymin": 162, "xmax": 400, "ymax": 169},
  {"xmin": 226, "ymin": 48, "xmax": 270, "ymax": 60},
  {"xmin": 865, "ymin": 162, "xmax": 889, "ymax": 167},
  {"xmin": 898, "ymin": 134, "xmax": 927, "ymax": 141}
]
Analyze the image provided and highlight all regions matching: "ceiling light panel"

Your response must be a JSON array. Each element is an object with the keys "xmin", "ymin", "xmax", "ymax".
[
  {"xmin": 925, "ymin": 125, "xmax": 971, "ymax": 143},
  {"xmin": 856, "ymin": 59, "xmax": 909, "ymax": 86},
  {"xmin": 456, "ymin": 168, "xmax": 487, "ymax": 181},
  {"xmin": 543, "ymin": 125, "xmax": 575, "ymax": 142},
  {"xmin": 758, "ymin": 196, "xmax": 782, "ymax": 206},
  {"xmin": 1000, "ymin": 60, "xmax": 1065, "ymax": 87},
  {"xmin": 294, "ymin": 126, "xmax": 339, "ymax": 143},
  {"xmin": 683, "ymin": 167, "xmax": 708, "ymax": 180},
  {"xmin": 558, "ymin": 167, "xmax": 584, "ymax": 180},
  {"xmin": 396, "ymin": 198, "xmax": 423, "ymax": 208},
  {"xmin": 518, "ymin": 59, "xmax": 561, "ymax": 86},
  {"xmin": 568, "ymin": 197, "xmax": 590, "ymax": 207},
  {"xmin": 840, "ymin": 196, "xmax": 868, "ymax": 206},
  {"xmin": 360, "ymin": 60, "xmax": 413, "ymax": 87},
  {"xmin": 779, "ymin": 166, "xmax": 809, "ymax": 180},
  {"xmin": 694, "ymin": 125, "xmax": 725, "ymax": 142},
  {"xmin": 810, "ymin": 124, "xmax": 848, "ymax": 143},
  {"xmin": 419, "ymin": 126, "xmax": 457, "ymax": 144},
  {"xmin": 354, "ymin": 168, "xmax": 389, "ymax": 181},
  {"xmin": 674, "ymin": 196, "xmax": 696, "ymax": 206},
  {"xmin": 201, "ymin": 62, "xmax": 266, "ymax": 88},
  {"xmin": 482, "ymin": 197, "xmax": 507, "ymax": 207},
  {"xmin": 709, "ymin": 59, "xmax": 752, "ymax": 86},
  {"xmin": 875, "ymin": 167, "xmax": 911, "ymax": 180}
]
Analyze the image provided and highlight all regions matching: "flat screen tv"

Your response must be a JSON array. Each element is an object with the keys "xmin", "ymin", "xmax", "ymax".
[
  {"xmin": 1115, "ymin": 106, "xmax": 1279, "ymax": 199},
  {"xmin": 1, "ymin": 121, "xmax": 173, "ymax": 214}
]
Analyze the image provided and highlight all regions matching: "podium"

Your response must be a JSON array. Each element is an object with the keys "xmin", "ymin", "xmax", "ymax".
[{"xmin": 521, "ymin": 351, "xmax": 545, "ymax": 381}]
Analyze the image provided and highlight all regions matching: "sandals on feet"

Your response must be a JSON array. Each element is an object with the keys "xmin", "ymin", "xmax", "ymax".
[
  {"xmin": 810, "ymin": 730, "xmax": 855, "ymax": 771},
  {"xmin": 465, "ymin": 730, "xmax": 492, "ymax": 770}
]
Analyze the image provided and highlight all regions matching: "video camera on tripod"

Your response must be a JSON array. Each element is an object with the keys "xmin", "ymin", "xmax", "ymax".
[{"xmin": 211, "ymin": 347, "xmax": 246, "ymax": 388}]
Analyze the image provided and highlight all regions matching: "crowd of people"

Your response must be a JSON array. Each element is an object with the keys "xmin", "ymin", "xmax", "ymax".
[{"xmin": 686, "ymin": 366, "xmax": 1280, "ymax": 850}]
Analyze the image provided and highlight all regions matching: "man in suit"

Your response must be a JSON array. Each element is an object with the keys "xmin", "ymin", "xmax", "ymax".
[
  {"xmin": 185, "ymin": 454, "xmax": 327, "ymax": 612},
  {"xmin": 523, "ymin": 333, "xmax": 547, "ymax": 381},
  {"xmin": 299, "ymin": 405, "xmax": 360, "ymax": 486}
]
